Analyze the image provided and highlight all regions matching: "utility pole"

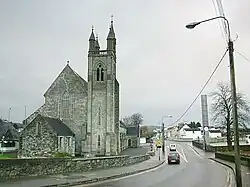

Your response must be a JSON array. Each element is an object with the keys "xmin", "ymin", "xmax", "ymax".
[
  {"xmin": 228, "ymin": 40, "xmax": 242, "ymax": 187},
  {"xmin": 24, "ymin": 105, "xmax": 27, "ymax": 125},
  {"xmin": 161, "ymin": 115, "xmax": 172, "ymax": 155},
  {"xmin": 162, "ymin": 122, "xmax": 165, "ymax": 155},
  {"xmin": 186, "ymin": 16, "xmax": 242, "ymax": 186}
]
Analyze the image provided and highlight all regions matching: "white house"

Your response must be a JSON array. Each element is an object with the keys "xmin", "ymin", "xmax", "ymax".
[
  {"xmin": 177, "ymin": 124, "xmax": 202, "ymax": 140},
  {"xmin": 208, "ymin": 129, "xmax": 222, "ymax": 138},
  {"xmin": 166, "ymin": 125, "xmax": 178, "ymax": 138}
]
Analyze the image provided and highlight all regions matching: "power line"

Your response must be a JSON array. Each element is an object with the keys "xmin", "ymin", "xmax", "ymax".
[
  {"xmin": 211, "ymin": 0, "xmax": 227, "ymax": 46},
  {"xmin": 235, "ymin": 50, "xmax": 250, "ymax": 63},
  {"xmin": 170, "ymin": 48, "xmax": 229, "ymax": 126}
]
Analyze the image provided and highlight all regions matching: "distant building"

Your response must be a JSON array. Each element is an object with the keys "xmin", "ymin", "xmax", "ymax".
[
  {"xmin": 126, "ymin": 124, "xmax": 140, "ymax": 148},
  {"xmin": 208, "ymin": 129, "xmax": 222, "ymax": 138},
  {"xmin": 0, "ymin": 119, "xmax": 21, "ymax": 153},
  {"xmin": 119, "ymin": 121, "xmax": 128, "ymax": 152},
  {"xmin": 177, "ymin": 123, "xmax": 202, "ymax": 140}
]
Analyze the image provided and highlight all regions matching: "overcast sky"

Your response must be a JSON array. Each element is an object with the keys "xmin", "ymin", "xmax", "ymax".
[{"xmin": 0, "ymin": 0, "xmax": 250, "ymax": 126}]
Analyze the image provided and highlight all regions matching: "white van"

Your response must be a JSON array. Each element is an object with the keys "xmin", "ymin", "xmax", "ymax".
[
  {"xmin": 169, "ymin": 144, "xmax": 177, "ymax": 151},
  {"xmin": 246, "ymin": 135, "xmax": 250, "ymax": 144}
]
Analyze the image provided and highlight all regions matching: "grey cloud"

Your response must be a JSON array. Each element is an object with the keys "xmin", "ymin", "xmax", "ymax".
[{"xmin": 1, "ymin": 0, "xmax": 250, "ymax": 125}]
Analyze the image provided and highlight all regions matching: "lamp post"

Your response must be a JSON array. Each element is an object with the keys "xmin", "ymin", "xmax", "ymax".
[
  {"xmin": 8, "ymin": 108, "xmax": 11, "ymax": 122},
  {"xmin": 186, "ymin": 16, "xmax": 242, "ymax": 187},
  {"xmin": 161, "ymin": 115, "xmax": 172, "ymax": 155}
]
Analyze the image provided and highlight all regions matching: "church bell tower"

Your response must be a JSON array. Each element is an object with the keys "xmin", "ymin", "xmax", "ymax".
[{"xmin": 85, "ymin": 18, "xmax": 120, "ymax": 156}]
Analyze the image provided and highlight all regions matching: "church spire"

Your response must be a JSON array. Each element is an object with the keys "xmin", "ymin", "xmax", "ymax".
[
  {"xmin": 95, "ymin": 35, "xmax": 100, "ymax": 50},
  {"xmin": 89, "ymin": 26, "xmax": 95, "ymax": 41},
  {"xmin": 107, "ymin": 15, "xmax": 116, "ymax": 39},
  {"xmin": 107, "ymin": 15, "xmax": 116, "ymax": 53},
  {"xmin": 89, "ymin": 26, "xmax": 96, "ymax": 52}
]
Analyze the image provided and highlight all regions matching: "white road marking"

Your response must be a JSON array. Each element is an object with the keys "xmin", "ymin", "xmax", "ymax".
[
  {"xmin": 188, "ymin": 145, "xmax": 203, "ymax": 159},
  {"xmin": 176, "ymin": 144, "xmax": 188, "ymax": 163},
  {"xmin": 223, "ymin": 170, "xmax": 230, "ymax": 187}
]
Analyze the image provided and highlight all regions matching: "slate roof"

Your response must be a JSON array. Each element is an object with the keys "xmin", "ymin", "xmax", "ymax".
[
  {"xmin": 126, "ymin": 126, "xmax": 139, "ymax": 137},
  {"xmin": 41, "ymin": 116, "xmax": 75, "ymax": 137},
  {"xmin": 119, "ymin": 120, "xmax": 126, "ymax": 129},
  {"xmin": 209, "ymin": 129, "xmax": 222, "ymax": 133},
  {"xmin": 177, "ymin": 123, "xmax": 185, "ymax": 131},
  {"xmin": 183, "ymin": 128, "xmax": 201, "ymax": 131}
]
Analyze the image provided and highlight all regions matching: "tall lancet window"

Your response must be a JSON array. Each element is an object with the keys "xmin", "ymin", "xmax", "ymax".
[
  {"xmin": 98, "ymin": 106, "xmax": 101, "ymax": 126},
  {"xmin": 101, "ymin": 68, "xmax": 104, "ymax": 81},
  {"xmin": 97, "ymin": 68, "xmax": 100, "ymax": 81},
  {"xmin": 96, "ymin": 64, "xmax": 104, "ymax": 82},
  {"xmin": 61, "ymin": 92, "xmax": 70, "ymax": 119}
]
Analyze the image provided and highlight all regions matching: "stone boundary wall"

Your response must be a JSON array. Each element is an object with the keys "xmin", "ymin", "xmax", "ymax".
[
  {"xmin": 0, "ymin": 154, "xmax": 150, "ymax": 181},
  {"xmin": 192, "ymin": 140, "xmax": 250, "ymax": 152},
  {"xmin": 215, "ymin": 152, "xmax": 250, "ymax": 167}
]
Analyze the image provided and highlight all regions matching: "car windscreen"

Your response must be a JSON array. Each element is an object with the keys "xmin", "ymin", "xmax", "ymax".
[{"xmin": 169, "ymin": 153, "xmax": 178, "ymax": 157}]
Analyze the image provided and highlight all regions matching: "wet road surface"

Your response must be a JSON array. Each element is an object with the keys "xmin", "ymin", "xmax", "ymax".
[{"xmin": 82, "ymin": 141, "xmax": 229, "ymax": 187}]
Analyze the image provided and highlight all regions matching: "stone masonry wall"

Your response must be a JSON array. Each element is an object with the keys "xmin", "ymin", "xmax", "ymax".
[
  {"xmin": 25, "ymin": 65, "xmax": 88, "ymax": 155},
  {"xmin": 20, "ymin": 118, "xmax": 58, "ymax": 158},
  {"xmin": 0, "ymin": 154, "xmax": 150, "ymax": 181}
]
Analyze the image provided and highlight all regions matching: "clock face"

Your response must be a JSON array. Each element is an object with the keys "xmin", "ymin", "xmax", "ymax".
[{"xmin": 204, "ymin": 127, "xmax": 209, "ymax": 131}]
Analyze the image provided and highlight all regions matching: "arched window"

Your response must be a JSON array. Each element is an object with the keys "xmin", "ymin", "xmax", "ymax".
[
  {"xmin": 101, "ymin": 68, "xmax": 104, "ymax": 81},
  {"xmin": 97, "ymin": 68, "xmax": 100, "ymax": 81},
  {"xmin": 96, "ymin": 64, "xmax": 104, "ymax": 82},
  {"xmin": 61, "ymin": 92, "xmax": 70, "ymax": 119},
  {"xmin": 98, "ymin": 107, "xmax": 101, "ymax": 126},
  {"xmin": 97, "ymin": 135, "xmax": 101, "ymax": 147}
]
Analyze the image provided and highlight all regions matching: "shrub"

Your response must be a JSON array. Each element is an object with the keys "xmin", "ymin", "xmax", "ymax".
[{"xmin": 53, "ymin": 152, "xmax": 72, "ymax": 158}]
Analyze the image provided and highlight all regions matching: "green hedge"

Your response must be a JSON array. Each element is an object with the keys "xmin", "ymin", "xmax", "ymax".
[
  {"xmin": 53, "ymin": 152, "xmax": 72, "ymax": 158},
  {"xmin": 215, "ymin": 152, "xmax": 250, "ymax": 167}
]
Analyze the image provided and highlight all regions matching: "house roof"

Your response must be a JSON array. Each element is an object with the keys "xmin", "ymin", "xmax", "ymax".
[
  {"xmin": 119, "ymin": 120, "xmax": 127, "ymax": 128},
  {"xmin": 177, "ymin": 123, "xmax": 185, "ymax": 131},
  {"xmin": 24, "ymin": 115, "xmax": 75, "ymax": 137},
  {"xmin": 184, "ymin": 128, "xmax": 201, "ymax": 131},
  {"xmin": 126, "ymin": 126, "xmax": 139, "ymax": 136},
  {"xmin": 42, "ymin": 116, "xmax": 75, "ymax": 137},
  {"xmin": 209, "ymin": 129, "xmax": 221, "ymax": 133}
]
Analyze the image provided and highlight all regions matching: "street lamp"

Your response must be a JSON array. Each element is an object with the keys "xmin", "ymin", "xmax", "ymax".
[
  {"xmin": 161, "ymin": 115, "xmax": 172, "ymax": 155},
  {"xmin": 186, "ymin": 16, "xmax": 242, "ymax": 187},
  {"xmin": 8, "ymin": 108, "xmax": 11, "ymax": 122}
]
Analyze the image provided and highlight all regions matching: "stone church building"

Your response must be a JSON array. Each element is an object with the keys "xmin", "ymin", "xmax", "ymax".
[{"xmin": 22, "ymin": 20, "xmax": 120, "ymax": 157}]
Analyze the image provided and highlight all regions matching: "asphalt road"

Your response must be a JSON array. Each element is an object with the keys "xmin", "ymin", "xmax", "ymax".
[{"xmin": 83, "ymin": 141, "xmax": 230, "ymax": 187}]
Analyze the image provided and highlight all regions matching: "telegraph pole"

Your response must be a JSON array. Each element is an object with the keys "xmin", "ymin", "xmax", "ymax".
[
  {"xmin": 228, "ymin": 40, "xmax": 242, "ymax": 187},
  {"xmin": 162, "ymin": 122, "xmax": 165, "ymax": 155},
  {"xmin": 186, "ymin": 16, "xmax": 242, "ymax": 186}
]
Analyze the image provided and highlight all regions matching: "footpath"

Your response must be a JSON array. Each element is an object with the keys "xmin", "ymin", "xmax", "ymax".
[
  {"xmin": 1, "ymin": 151, "xmax": 165, "ymax": 187},
  {"xmin": 189, "ymin": 143, "xmax": 250, "ymax": 187}
]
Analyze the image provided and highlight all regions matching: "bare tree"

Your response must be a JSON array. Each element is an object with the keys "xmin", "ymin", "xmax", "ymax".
[
  {"xmin": 131, "ymin": 113, "xmax": 143, "ymax": 126},
  {"xmin": 210, "ymin": 82, "xmax": 250, "ymax": 150},
  {"xmin": 122, "ymin": 113, "xmax": 143, "ymax": 126},
  {"xmin": 122, "ymin": 116, "xmax": 132, "ymax": 125}
]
